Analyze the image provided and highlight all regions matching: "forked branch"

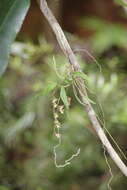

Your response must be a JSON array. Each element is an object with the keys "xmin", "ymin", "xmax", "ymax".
[{"xmin": 38, "ymin": 0, "xmax": 127, "ymax": 177}]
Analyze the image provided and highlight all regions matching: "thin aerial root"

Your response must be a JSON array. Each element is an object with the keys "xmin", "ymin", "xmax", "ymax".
[
  {"xmin": 53, "ymin": 122, "xmax": 80, "ymax": 168},
  {"xmin": 103, "ymin": 145, "xmax": 113, "ymax": 190},
  {"xmin": 54, "ymin": 139, "xmax": 80, "ymax": 168},
  {"xmin": 52, "ymin": 96, "xmax": 80, "ymax": 168},
  {"xmin": 52, "ymin": 55, "xmax": 64, "ymax": 80},
  {"xmin": 73, "ymin": 84, "xmax": 86, "ymax": 106},
  {"xmin": 64, "ymin": 148, "xmax": 80, "ymax": 164},
  {"xmin": 73, "ymin": 48, "xmax": 102, "ymax": 73},
  {"xmin": 96, "ymin": 100, "xmax": 127, "ymax": 161}
]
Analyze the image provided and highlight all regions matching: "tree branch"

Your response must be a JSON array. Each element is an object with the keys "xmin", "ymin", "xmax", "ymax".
[{"xmin": 38, "ymin": 0, "xmax": 127, "ymax": 177}]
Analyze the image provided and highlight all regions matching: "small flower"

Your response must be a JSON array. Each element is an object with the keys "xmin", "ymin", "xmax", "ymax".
[
  {"xmin": 59, "ymin": 105, "xmax": 64, "ymax": 114},
  {"xmin": 52, "ymin": 98, "xmax": 57, "ymax": 104},
  {"xmin": 54, "ymin": 120, "xmax": 60, "ymax": 126},
  {"xmin": 54, "ymin": 113, "xmax": 59, "ymax": 119},
  {"xmin": 55, "ymin": 133, "xmax": 61, "ymax": 138}
]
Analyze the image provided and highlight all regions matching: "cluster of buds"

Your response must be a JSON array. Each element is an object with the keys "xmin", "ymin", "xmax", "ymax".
[{"xmin": 52, "ymin": 98, "xmax": 65, "ymax": 139}]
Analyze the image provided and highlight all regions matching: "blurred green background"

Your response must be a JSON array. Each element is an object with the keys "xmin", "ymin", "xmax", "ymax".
[{"xmin": 0, "ymin": 0, "xmax": 127, "ymax": 189}]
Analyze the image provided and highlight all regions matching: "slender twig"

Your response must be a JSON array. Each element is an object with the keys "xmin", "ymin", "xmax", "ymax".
[{"xmin": 38, "ymin": 0, "xmax": 127, "ymax": 177}]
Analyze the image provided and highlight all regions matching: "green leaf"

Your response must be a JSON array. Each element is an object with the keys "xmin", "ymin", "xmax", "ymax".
[
  {"xmin": 0, "ymin": 186, "xmax": 9, "ymax": 190},
  {"xmin": 114, "ymin": 0, "xmax": 127, "ymax": 6},
  {"xmin": 0, "ymin": 0, "xmax": 30, "ymax": 76},
  {"xmin": 34, "ymin": 82, "xmax": 57, "ymax": 99},
  {"xmin": 73, "ymin": 71, "xmax": 89, "ymax": 81},
  {"xmin": 42, "ymin": 82, "xmax": 57, "ymax": 95},
  {"xmin": 60, "ymin": 86, "xmax": 69, "ymax": 109}
]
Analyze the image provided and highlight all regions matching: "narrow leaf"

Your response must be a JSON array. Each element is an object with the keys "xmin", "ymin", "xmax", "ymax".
[
  {"xmin": 82, "ymin": 96, "xmax": 96, "ymax": 105},
  {"xmin": 60, "ymin": 86, "xmax": 69, "ymax": 109},
  {"xmin": 0, "ymin": 0, "xmax": 30, "ymax": 76},
  {"xmin": 86, "ymin": 97, "xmax": 96, "ymax": 104},
  {"xmin": 73, "ymin": 71, "xmax": 89, "ymax": 81}
]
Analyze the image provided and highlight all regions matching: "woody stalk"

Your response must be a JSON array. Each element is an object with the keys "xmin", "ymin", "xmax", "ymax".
[{"xmin": 38, "ymin": 0, "xmax": 127, "ymax": 177}]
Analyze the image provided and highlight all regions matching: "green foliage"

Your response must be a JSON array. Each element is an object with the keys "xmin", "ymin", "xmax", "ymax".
[
  {"xmin": 72, "ymin": 71, "xmax": 89, "ymax": 81},
  {"xmin": 0, "ymin": 36, "xmax": 127, "ymax": 189},
  {"xmin": 0, "ymin": 0, "xmax": 30, "ymax": 76},
  {"xmin": 81, "ymin": 17, "xmax": 127, "ymax": 53},
  {"xmin": 41, "ymin": 81, "xmax": 57, "ymax": 96},
  {"xmin": 0, "ymin": 186, "xmax": 9, "ymax": 190},
  {"xmin": 0, "ymin": 1, "xmax": 127, "ymax": 185},
  {"xmin": 60, "ymin": 86, "xmax": 69, "ymax": 109},
  {"xmin": 114, "ymin": 0, "xmax": 127, "ymax": 6}
]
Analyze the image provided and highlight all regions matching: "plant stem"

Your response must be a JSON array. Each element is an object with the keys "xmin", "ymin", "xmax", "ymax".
[{"xmin": 38, "ymin": 0, "xmax": 127, "ymax": 177}]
